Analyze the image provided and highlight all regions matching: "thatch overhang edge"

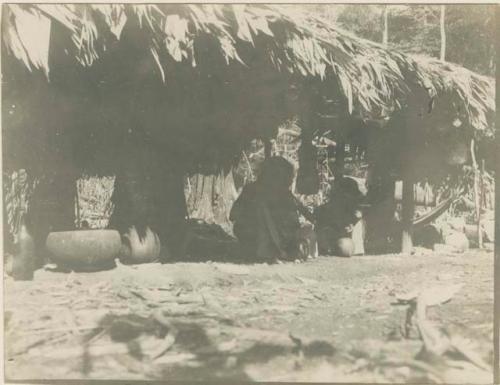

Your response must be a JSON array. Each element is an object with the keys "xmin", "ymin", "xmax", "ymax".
[{"xmin": 1, "ymin": 3, "xmax": 495, "ymax": 135}]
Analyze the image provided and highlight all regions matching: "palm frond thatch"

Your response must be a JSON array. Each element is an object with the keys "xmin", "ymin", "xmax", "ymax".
[
  {"xmin": 407, "ymin": 55, "xmax": 495, "ymax": 133},
  {"xmin": 2, "ymin": 5, "xmax": 51, "ymax": 76},
  {"xmin": 1, "ymin": 4, "xmax": 495, "ymax": 133}
]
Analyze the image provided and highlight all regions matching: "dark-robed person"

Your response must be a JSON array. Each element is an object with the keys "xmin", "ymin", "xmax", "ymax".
[
  {"xmin": 315, "ymin": 177, "xmax": 365, "ymax": 256},
  {"xmin": 230, "ymin": 156, "xmax": 315, "ymax": 262}
]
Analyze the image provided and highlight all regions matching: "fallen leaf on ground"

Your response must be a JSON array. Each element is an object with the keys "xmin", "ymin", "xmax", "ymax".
[
  {"xmin": 214, "ymin": 264, "xmax": 250, "ymax": 275},
  {"xmin": 449, "ymin": 334, "xmax": 491, "ymax": 371},
  {"xmin": 154, "ymin": 352, "xmax": 196, "ymax": 364},
  {"xmin": 295, "ymin": 276, "xmax": 319, "ymax": 285}
]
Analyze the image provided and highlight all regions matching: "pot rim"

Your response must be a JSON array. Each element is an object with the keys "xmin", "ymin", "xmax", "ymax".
[{"xmin": 47, "ymin": 229, "xmax": 120, "ymax": 235}]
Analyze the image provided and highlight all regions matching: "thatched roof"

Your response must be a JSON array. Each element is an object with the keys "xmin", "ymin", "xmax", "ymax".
[
  {"xmin": 3, "ymin": 4, "xmax": 494, "ymax": 131},
  {"xmin": 2, "ymin": 4, "xmax": 400, "ymax": 115},
  {"xmin": 290, "ymin": 9, "xmax": 495, "ymax": 133},
  {"xmin": 406, "ymin": 55, "xmax": 495, "ymax": 134}
]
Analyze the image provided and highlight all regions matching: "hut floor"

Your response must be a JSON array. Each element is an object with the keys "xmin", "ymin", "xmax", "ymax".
[{"xmin": 5, "ymin": 249, "xmax": 493, "ymax": 383}]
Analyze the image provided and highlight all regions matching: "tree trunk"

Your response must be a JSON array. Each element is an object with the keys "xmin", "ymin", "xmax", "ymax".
[
  {"xmin": 440, "ymin": 5, "xmax": 446, "ymax": 61},
  {"xmin": 382, "ymin": 6, "xmax": 389, "ymax": 47}
]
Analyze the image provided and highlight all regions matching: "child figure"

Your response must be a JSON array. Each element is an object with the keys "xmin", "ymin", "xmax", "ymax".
[{"xmin": 315, "ymin": 177, "xmax": 365, "ymax": 256}]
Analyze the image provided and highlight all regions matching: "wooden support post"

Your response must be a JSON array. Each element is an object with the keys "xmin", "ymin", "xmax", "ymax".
[
  {"xmin": 478, "ymin": 159, "xmax": 485, "ymax": 248},
  {"xmin": 264, "ymin": 139, "xmax": 272, "ymax": 159},
  {"xmin": 401, "ymin": 173, "xmax": 415, "ymax": 254},
  {"xmin": 334, "ymin": 141, "xmax": 345, "ymax": 179},
  {"xmin": 400, "ymin": 107, "xmax": 418, "ymax": 255},
  {"xmin": 471, "ymin": 139, "xmax": 482, "ymax": 249}
]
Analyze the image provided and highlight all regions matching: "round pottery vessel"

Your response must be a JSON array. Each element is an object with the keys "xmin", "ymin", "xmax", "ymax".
[
  {"xmin": 46, "ymin": 229, "xmax": 121, "ymax": 271},
  {"xmin": 443, "ymin": 231, "xmax": 469, "ymax": 252},
  {"xmin": 336, "ymin": 237, "xmax": 355, "ymax": 257},
  {"xmin": 120, "ymin": 226, "xmax": 161, "ymax": 264}
]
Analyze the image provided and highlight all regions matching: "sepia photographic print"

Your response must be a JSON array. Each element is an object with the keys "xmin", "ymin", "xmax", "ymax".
[{"xmin": 1, "ymin": 2, "xmax": 498, "ymax": 383}]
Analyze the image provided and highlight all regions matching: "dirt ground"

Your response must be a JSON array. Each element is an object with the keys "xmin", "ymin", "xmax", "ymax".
[{"xmin": 4, "ymin": 249, "xmax": 494, "ymax": 383}]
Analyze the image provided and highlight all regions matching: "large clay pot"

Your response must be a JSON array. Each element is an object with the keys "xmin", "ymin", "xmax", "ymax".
[
  {"xmin": 120, "ymin": 226, "xmax": 161, "ymax": 264},
  {"xmin": 464, "ymin": 222, "xmax": 494, "ymax": 247},
  {"xmin": 464, "ymin": 224, "xmax": 479, "ymax": 247},
  {"xmin": 483, "ymin": 220, "xmax": 495, "ymax": 243},
  {"xmin": 46, "ymin": 230, "xmax": 121, "ymax": 271},
  {"xmin": 336, "ymin": 237, "xmax": 355, "ymax": 258},
  {"xmin": 443, "ymin": 230, "xmax": 469, "ymax": 252}
]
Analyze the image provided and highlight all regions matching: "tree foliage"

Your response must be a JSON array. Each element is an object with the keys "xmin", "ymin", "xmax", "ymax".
[{"xmin": 332, "ymin": 4, "xmax": 495, "ymax": 77}]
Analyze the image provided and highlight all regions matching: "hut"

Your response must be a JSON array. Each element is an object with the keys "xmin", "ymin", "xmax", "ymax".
[{"xmin": 2, "ymin": 4, "xmax": 495, "ymax": 259}]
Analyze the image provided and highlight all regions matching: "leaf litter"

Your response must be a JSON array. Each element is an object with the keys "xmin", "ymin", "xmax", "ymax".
[{"xmin": 4, "ymin": 251, "xmax": 493, "ymax": 382}]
